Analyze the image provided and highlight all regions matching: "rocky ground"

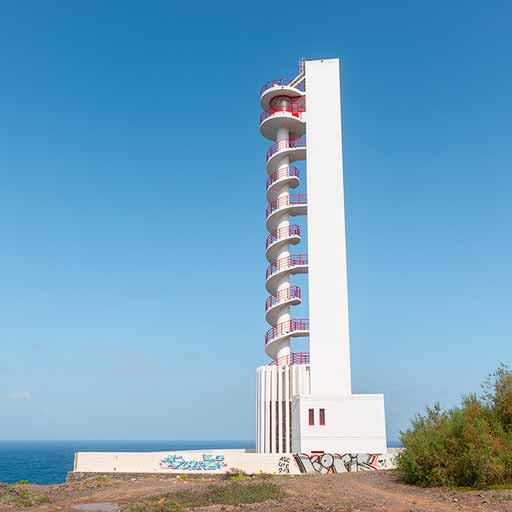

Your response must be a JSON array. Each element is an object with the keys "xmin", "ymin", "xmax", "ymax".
[{"xmin": 2, "ymin": 471, "xmax": 512, "ymax": 512}]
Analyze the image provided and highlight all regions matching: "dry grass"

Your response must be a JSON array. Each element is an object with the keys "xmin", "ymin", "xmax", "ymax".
[{"xmin": 123, "ymin": 481, "xmax": 283, "ymax": 511}]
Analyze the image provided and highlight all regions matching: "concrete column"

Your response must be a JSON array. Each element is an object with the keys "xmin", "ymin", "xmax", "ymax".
[
  {"xmin": 274, "ymin": 125, "xmax": 291, "ymax": 362},
  {"xmin": 277, "ymin": 367, "xmax": 282, "ymax": 453},
  {"xmin": 284, "ymin": 365, "xmax": 290, "ymax": 452},
  {"xmin": 264, "ymin": 367, "xmax": 271, "ymax": 452}
]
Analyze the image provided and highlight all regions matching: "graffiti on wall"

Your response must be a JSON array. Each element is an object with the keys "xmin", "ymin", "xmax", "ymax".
[
  {"xmin": 293, "ymin": 453, "xmax": 387, "ymax": 474},
  {"xmin": 160, "ymin": 454, "xmax": 227, "ymax": 471},
  {"xmin": 278, "ymin": 456, "xmax": 291, "ymax": 474}
]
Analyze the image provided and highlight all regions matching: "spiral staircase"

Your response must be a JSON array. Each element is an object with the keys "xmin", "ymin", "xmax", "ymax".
[{"xmin": 259, "ymin": 73, "xmax": 309, "ymax": 364}]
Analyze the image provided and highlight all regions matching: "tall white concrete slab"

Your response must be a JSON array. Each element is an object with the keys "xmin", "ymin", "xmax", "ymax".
[{"xmin": 305, "ymin": 59, "xmax": 352, "ymax": 396}]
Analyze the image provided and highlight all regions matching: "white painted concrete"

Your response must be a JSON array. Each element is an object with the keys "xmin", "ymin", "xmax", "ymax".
[
  {"xmin": 291, "ymin": 394, "xmax": 387, "ymax": 453},
  {"xmin": 260, "ymin": 111, "xmax": 305, "ymax": 141},
  {"xmin": 73, "ymin": 448, "xmax": 398, "ymax": 475},
  {"xmin": 256, "ymin": 364, "xmax": 311, "ymax": 454},
  {"xmin": 305, "ymin": 58, "xmax": 352, "ymax": 397},
  {"xmin": 74, "ymin": 450, "xmax": 284, "ymax": 475}
]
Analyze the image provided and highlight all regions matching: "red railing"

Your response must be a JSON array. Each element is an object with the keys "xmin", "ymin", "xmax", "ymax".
[
  {"xmin": 269, "ymin": 95, "xmax": 305, "ymax": 110},
  {"xmin": 259, "ymin": 98, "xmax": 306, "ymax": 123},
  {"xmin": 265, "ymin": 285, "xmax": 301, "ymax": 312},
  {"xmin": 260, "ymin": 78, "xmax": 305, "ymax": 96},
  {"xmin": 266, "ymin": 224, "xmax": 300, "ymax": 250},
  {"xmin": 266, "ymin": 136, "xmax": 306, "ymax": 162},
  {"xmin": 269, "ymin": 352, "xmax": 310, "ymax": 366},
  {"xmin": 260, "ymin": 78, "xmax": 293, "ymax": 96},
  {"xmin": 266, "ymin": 194, "xmax": 307, "ymax": 218},
  {"xmin": 266, "ymin": 166, "xmax": 299, "ymax": 191},
  {"xmin": 265, "ymin": 318, "xmax": 310, "ymax": 345},
  {"xmin": 266, "ymin": 254, "xmax": 308, "ymax": 280}
]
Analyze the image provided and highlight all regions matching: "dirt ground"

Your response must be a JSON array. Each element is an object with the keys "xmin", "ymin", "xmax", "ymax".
[{"xmin": 3, "ymin": 471, "xmax": 512, "ymax": 512}]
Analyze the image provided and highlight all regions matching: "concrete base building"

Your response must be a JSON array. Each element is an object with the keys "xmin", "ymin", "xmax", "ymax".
[{"xmin": 256, "ymin": 58, "xmax": 387, "ymax": 454}]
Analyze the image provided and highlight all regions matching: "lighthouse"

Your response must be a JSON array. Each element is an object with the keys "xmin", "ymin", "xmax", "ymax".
[{"xmin": 256, "ymin": 58, "xmax": 387, "ymax": 454}]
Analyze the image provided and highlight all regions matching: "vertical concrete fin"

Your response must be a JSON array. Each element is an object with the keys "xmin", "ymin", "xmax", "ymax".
[{"xmin": 305, "ymin": 58, "xmax": 352, "ymax": 396}]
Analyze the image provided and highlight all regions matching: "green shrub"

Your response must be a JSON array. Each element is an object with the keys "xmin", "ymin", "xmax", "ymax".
[
  {"xmin": 483, "ymin": 363, "xmax": 512, "ymax": 431},
  {"xmin": 397, "ymin": 364, "xmax": 512, "ymax": 488},
  {"xmin": 0, "ymin": 484, "xmax": 50, "ymax": 507}
]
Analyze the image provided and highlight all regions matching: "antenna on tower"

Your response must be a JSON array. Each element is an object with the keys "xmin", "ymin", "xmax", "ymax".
[
  {"xmin": 299, "ymin": 58, "xmax": 305, "ymax": 75},
  {"xmin": 289, "ymin": 59, "xmax": 305, "ymax": 89}
]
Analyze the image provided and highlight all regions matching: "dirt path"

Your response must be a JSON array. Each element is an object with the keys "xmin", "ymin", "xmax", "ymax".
[
  {"xmin": 347, "ymin": 473, "xmax": 465, "ymax": 512},
  {"xmin": 2, "ymin": 471, "xmax": 512, "ymax": 512},
  {"xmin": 267, "ymin": 472, "xmax": 470, "ymax": 512},
  {"xmin": 338, "ymin": 471, "xmax": 512, "ymax": 512}
]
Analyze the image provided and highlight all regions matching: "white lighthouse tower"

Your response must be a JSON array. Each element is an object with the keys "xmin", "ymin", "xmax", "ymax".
[{"xmin": 256, "ymin": 58, "xmax": 387, "ymax": 454}]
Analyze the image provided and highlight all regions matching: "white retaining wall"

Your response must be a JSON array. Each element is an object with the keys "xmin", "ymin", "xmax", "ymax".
[{"xmin": 73, "ymin": 449, "xmax": 399, "ymax": 475}]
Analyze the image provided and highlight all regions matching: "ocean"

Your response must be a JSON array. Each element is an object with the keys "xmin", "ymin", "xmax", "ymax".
[{"xmin": 0, "ymin": 441, "xmax": 254, "ymax": 485}]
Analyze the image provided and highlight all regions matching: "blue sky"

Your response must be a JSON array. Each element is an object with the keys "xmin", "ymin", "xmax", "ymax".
[{"xmin": 1, "ymin": 1, "xmax": 511, "ymax": 442}]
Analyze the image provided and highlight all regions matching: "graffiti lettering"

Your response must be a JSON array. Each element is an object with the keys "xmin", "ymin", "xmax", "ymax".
[
  {"xmin": 160, "ymin": 454, "xmax": 226, "ymax": 471},
  {"xmin": 293, "ymin": 453, "xmax": 387, "ymax": 474},
  {"xmin": 278, "ymin": 456, "xmax": 290, "ymax": 474}
]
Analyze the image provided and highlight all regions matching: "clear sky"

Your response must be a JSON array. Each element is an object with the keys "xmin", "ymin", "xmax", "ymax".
[{"xmin": 1, "ymin": 1, "xmax": 511, "ymax": 442}]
